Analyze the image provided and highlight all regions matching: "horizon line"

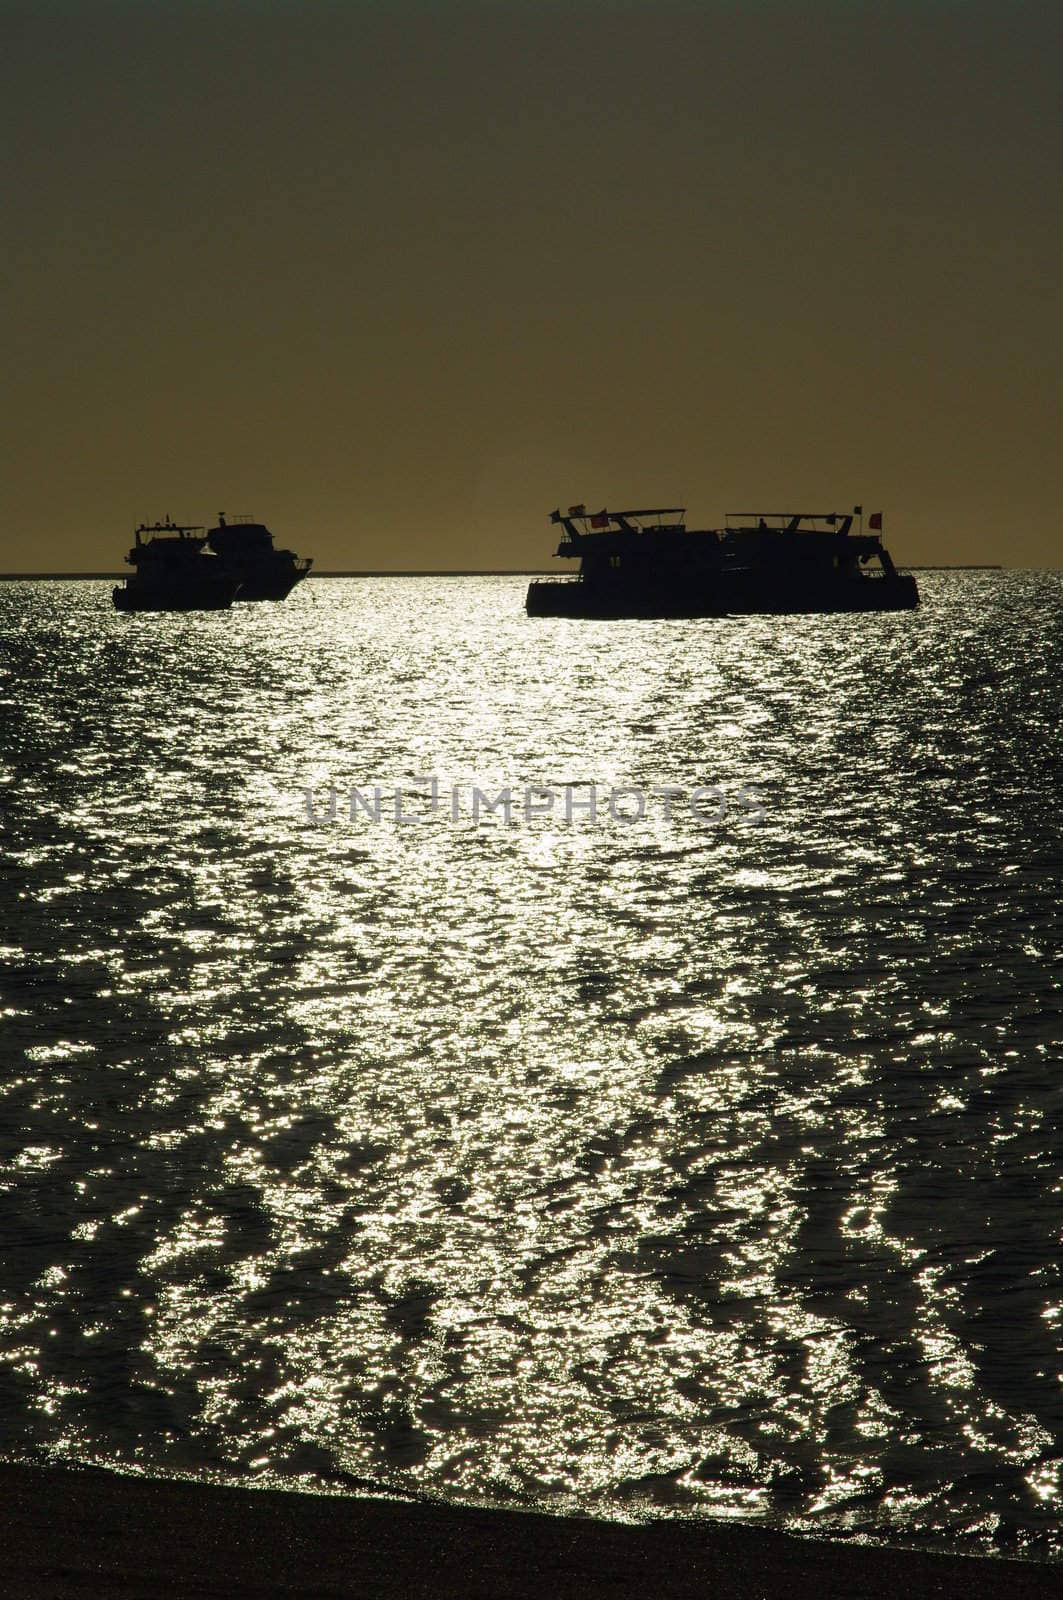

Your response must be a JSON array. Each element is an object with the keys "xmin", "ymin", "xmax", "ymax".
[{"xmin": 0, "ymin": 565, "xmax": 1013, "ymax": 580}]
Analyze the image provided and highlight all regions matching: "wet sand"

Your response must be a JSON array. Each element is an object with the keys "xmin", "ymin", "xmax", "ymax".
[{"xmin": 0, "ymin": 1463, "xmax": 1058, "ymax": 1599}]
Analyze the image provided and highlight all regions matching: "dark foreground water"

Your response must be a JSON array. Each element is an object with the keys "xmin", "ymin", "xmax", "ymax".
[{"xmin": 1, "ymin": 572, "xmax": 1061, "ymax": 1559}]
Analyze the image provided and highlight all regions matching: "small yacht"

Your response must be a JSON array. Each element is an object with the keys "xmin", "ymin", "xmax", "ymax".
[
  {"xmin": 207, "ymin": 513, "xmax": 312, "ymax": 601},
  {"xmin": 112, "ymin": 519, "xmax": 238, "ymax": 612}
]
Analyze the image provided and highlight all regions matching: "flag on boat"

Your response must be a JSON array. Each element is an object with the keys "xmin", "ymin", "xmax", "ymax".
[
  {"xmin": 568, "ymin": 503, "xmax": 586, "ymax": 517},
  {"xmin": 853, "ymin": 504, "xmax": 863, "ymax": 516},
  {"xmin": 590, "ymin": 510, "xmax": 610, "ymax": 528},
  {"xmin": 868, "ymin": 512, "xmax": 883, "ymax": 530}
]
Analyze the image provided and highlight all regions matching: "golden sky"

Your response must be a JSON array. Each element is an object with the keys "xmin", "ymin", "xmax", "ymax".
[{"xmin": 3, "ymin": 0, "xmax": 1061, "ymax": 570}]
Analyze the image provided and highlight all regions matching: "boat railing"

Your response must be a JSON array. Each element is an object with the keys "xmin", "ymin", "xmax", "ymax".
[{"xmin": 135, "ymin": 522, "xmax": 206, "ymax": 537}]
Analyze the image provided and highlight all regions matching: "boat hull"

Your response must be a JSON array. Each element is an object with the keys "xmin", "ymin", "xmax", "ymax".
[
  {"xmin": 112, "ymin": 579, "xmax": 238, "ymax": 613},
  {"xmin": 722, "ymin": 571, "xmax": 919, "ymax": 614},
  {"xmin": 526, "ymin": 581, "xmax": 727, "ymax": 619},
  {"xmin": 232, "ymin": 566, "xmax": 310, "ymax": 602},
  {"xmin": 526, "ymin": 573, "xmax": 919, "ymax": 618}
]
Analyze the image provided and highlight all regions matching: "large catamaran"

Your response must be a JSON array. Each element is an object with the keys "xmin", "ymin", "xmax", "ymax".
[{"xmin": 525, "ymin": 505, "xmax": 919, "ymax": 618}]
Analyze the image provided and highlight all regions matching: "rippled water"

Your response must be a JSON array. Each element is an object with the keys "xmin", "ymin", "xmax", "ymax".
[{"xmin": 1, "ymin": 572, "xmax": 1061, "ymax": 1558}]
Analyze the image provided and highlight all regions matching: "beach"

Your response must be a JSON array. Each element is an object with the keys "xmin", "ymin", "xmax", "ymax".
[{"xmin": 1, "ymin": 1462, "xmax": 1058, "ymax": 1600}]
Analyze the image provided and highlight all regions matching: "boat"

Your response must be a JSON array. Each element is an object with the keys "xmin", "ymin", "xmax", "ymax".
[
  {"xmin": 206, "ymin": 513, "xmax": 312, "ymax": 601},
  {"xmin": 714, "ymin": 509, "xmax": 919, "ymax": 614},
  {"xmin": 112, "ymin": 513, "xmax": 314, "ymax": 612},
  {"xmin": 112, "ymin": 519, "xmax": 239, "ymax": 612},
  {"xmin": 525, "ymin": 505, "xmax": 919, "ymax": 618},
  {"xmin": 526, "ymin": 506, "xmax": 725, "ymax": 618}
]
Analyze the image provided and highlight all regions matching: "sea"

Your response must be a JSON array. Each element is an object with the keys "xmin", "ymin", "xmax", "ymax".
[{"xmin": 1, "ymin": 571, "xmax": 1061, "ymax": 1561}]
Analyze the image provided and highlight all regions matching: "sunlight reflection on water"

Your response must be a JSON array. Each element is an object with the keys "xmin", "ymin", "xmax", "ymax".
[{"xmin": 0, "ymin": 571, "xmax": 1061, "ymax": 1557}]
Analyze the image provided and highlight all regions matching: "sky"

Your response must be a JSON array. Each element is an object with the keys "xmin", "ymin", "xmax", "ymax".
[{"xmin": 3, "ymin": 0, "xmax": 1061, "ymax": 570}]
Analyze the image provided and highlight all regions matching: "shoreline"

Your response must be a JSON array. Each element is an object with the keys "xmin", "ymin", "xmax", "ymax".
[{"xmin": 0, "ymin": 1462, "xmax": 1058, "ymax": 1599}]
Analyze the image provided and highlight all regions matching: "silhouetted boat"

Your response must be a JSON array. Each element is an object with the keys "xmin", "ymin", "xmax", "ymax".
[
  {"xmin": 526, "ymin": 505, "xmax": 919, "ymax": 618},
  {"xmin": 112, "ymin": 520, "xmax": 238, "ymax": 613},
  {"xmin": 207, "ymin": 514, "xmax": 312, "ymax": 601}
]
